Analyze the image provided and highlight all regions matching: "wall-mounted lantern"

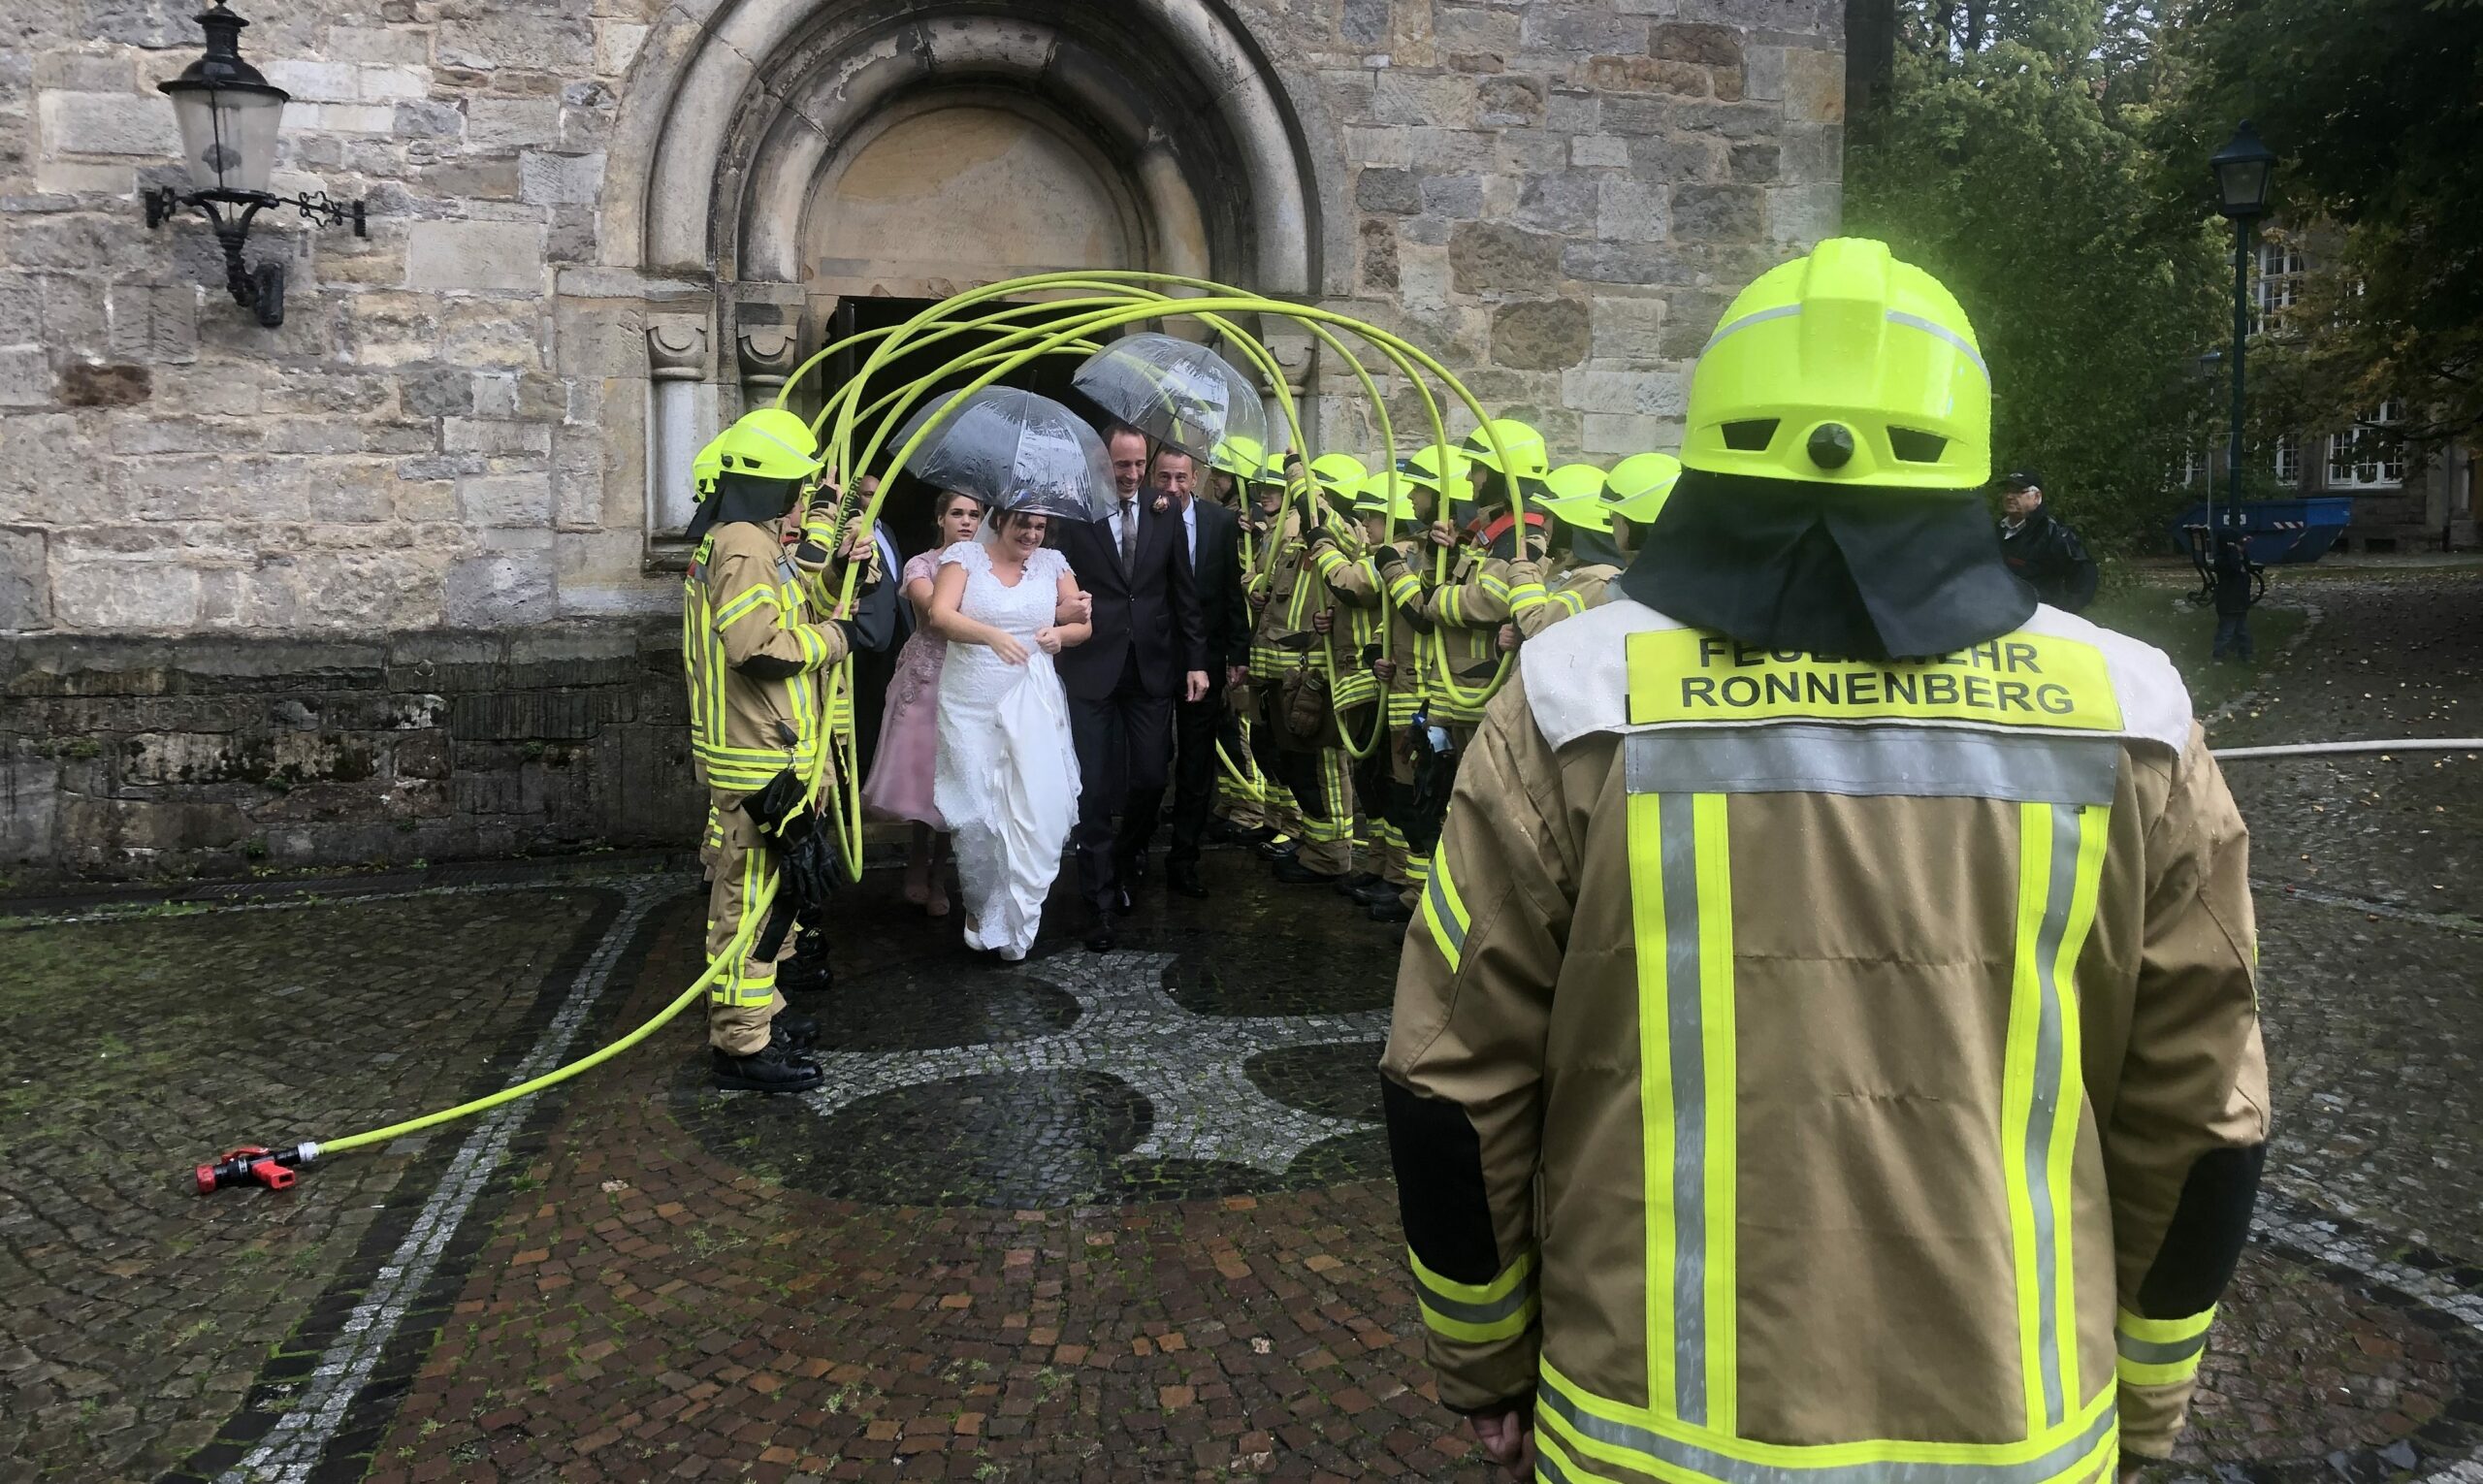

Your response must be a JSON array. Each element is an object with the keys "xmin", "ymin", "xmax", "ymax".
[{"xmin": 141, "ymin": 3, "xmax": 366, "ymax": 328}]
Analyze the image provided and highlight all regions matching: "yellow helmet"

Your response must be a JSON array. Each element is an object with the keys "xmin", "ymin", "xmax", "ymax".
[
  {"xmin": 1395, "ymin": 442, "xmax": 1471, "ymax": 491},
  {"xmin": 690, "ymin": 432, "xmax": 726, "ymax": 500},
  {"xmin": 1260, "ymin": 447, "xmax": 1293, "ymax": 484},
  {"xmin": 1211, "ymin": 434, "xmax": 1269, "ymax": 479},
  {"xmin": 1459, "ymin": 418, "xmax": 1550, "ymax": 480},
  {"xmin": 1542, "ymin": 462, "xmax": 1605, "ymax": 502},
  {"xmin": 1683, "ymin": 237, "xmax": 1989, "ymax": 489},
  {"xmin": 713, "ymin": 407, "xmax": 824, "ymax": 481},
  {"xmin": 1605, "ymin": 451, "xmax": 1683, "ymax": 525},
  {"xmin": 1306, "ymin": 452, "xmax": 1370, "ymax": 500},
  {"xmin": 1353, "ymin": 470, "xmax": 1420, "ymax": 523}
]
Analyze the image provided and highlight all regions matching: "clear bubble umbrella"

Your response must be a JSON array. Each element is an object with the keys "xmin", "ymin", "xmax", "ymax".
[
  {"xmin": 1072, "ymin": 332, "xmax": 1274, "ymax": 469},
  {"xmin": 893, "ymin": 386, "xmax": 1116, "ymax": 520}
]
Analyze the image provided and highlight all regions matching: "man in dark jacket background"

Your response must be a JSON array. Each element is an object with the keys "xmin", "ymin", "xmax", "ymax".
[
  {"xmin": 1995, "ymin": 468, "xmax": 2100, "ymax": 612},
  {"xmin": 1115, "ymin": 446, "xmax": 1251, "ymax": 899}
]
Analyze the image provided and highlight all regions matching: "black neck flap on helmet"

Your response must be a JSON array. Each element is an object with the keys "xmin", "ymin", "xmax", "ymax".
[
  {"xmin": 687, "ymin": 470, "xmax": 806, "ymax": 546},
  {"xmin": 1615, "ymin": 468, "xmax": 2034, "ymax": 661}
]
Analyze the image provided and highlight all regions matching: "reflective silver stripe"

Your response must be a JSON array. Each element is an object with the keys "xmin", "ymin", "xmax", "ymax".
[
  {"xmin": 1886, "ymin": 309, "xmax": 1992, "ymax": 382},
  {"xmin": 1625, "ymin": 726, "xmax": 2120, "ymax": 806},
  {"xmin": 1700, "ymin": 302, "xmax": 1804, "ymax": 355},
  {"xmin": 1411, "ymin": 1268, "xmax": 1535, "ymax": 1327},
  {"xmin": 2025, "ymin": 803, "xmax": 2083, "ymax": 1429},
  {"xmin": 2114, "ymin": 1330, "xmax": 2209, "ymax": 1367},
  {"xmin": 1658, "ymin": 792, "xmax": 1709, "ymax": 1425},
  {"xmin": 1424, "ymin": 867, "xmax": 1467, "ymax": 960},
  {"xmin": 1538, "ymin": 1371, "xmax": 2117, "ymax": 1484}
]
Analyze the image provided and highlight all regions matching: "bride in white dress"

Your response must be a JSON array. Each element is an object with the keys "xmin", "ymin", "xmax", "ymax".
[{"xmin": 925, "ymin": 508, "xmax": 1091, "ymax": 959}]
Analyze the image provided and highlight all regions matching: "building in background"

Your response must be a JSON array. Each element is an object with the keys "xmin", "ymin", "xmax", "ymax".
[
  {"xmin": 0, "ymin": 0, "xmax": 1854, "ymax": 877},
  {"xmin": 2187, "ymin": 238, "xmax": 2477, "ymax": 551}
]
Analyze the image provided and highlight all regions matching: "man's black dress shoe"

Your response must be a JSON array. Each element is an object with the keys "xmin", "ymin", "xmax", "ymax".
[{"xmin": 1167, "ymin": 860, "xmax": 1209, "ymax": 898}]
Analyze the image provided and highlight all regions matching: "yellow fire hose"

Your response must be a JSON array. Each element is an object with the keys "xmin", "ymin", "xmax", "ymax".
[
  {"xmin": 193, "ymin": 877, "xmax": 778, "ymax": 1194},
  {"xmin": 787, "ymin": 272, "xmax": 1523, "ymax": 863}
]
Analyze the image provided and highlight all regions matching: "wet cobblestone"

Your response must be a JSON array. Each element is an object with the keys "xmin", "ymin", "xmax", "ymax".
[
  {"xmin": 0, "ymin": 888, "xmax": 607, "ymax": 1483},
  {"xmin": 0, "ymin": 565, "xmax": 2475, "ymax": 1483}
]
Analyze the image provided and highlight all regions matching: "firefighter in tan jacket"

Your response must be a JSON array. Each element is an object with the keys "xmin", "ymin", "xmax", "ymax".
[
  {"xmin": 1506, "ymin": 453, "xmax": 1682, "ymax": 643},
  {"xmin": 1381, "ymin": 239, "xmax": 2265, "ymax": 1482},
  {"xmin": 682, "ymin": 408, "xmax": 864, "ymax": 1094}
]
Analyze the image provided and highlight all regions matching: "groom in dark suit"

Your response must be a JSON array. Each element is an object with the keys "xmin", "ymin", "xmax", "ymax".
[
  {"xmin": 1113, "ymin": 446, "xmax": 1250, "ymax": 900},
  {"xmin": 1055, "ymin": 425, "xmax": 1209, "ymax": 952}
]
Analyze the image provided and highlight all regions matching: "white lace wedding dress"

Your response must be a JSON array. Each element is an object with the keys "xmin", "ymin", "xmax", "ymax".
[{"xmin": 931, "ymin": 540, "xmax": 1082, "ymax": 959}]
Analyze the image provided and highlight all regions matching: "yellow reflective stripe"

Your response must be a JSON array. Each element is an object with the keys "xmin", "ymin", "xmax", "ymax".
[
  {"xmin": 2005, "ymin": 801, "xmax": 2052, "ymax": 1432},
  {"xmin": 1476, "ymin": 573, "xmax": 1512, "ymax": 599},
  {"xmin": 1626, "ymin": 791, "xmax": 1678, "ymax": 1416},
  {"xmin": 1408, "ymin": 1247, "xmax": 1539, "ymax": 1343},
  {"xmin": 1420, "ymin": 846, "xmax": 1469, "ymax": 971},
  {"xmin": 1692, "ymin": 791, "xmax": 1737, "ymax": 1432},
  {"xmin": 2113, "ymin": 1307, "xmax": 2214, "ymax": 1346},
  {"xmin": 2114, "ymin": 1306, "xmax": 2214, "ymax": 1386},
  {"xmin": 1556, "ymin": 590, "xmax": 1589, "ymax": 617},
  {"xmin": 2006, "ymin": 799, "xmax": 2098, "ymax": 1433},
  {"xmin": 1509, "ymin": 581, "xmax": 1548, "ymax": 615},
  {"xmin": 714, "ymin": 584, "xmax": 779, "ymax": 630},
  {"xmin": 2048, "ymin": 803, "xmax": 2111, "ymax": 1410},
  {"xmin": 1538, "ymin": 1360, "xmax": 2119, "ymax": 1484}
]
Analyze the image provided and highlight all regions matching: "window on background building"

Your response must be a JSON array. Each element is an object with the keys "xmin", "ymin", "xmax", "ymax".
[
  {"xmin": 2273, "ymin": 435, "xmax": 2300, "ymax": 487},
  {"xmin": 2326, "ymin": 401, "xmax": 2406, "ymax": 488},
  {"xmin": 2251, "ymin": 242, "xmax": 2306, "ymax": 336}
]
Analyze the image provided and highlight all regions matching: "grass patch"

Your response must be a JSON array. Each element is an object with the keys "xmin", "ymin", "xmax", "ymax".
[{"xmin": 2082, "ymin": 586, "xmax": 2309, "ymax": 717}]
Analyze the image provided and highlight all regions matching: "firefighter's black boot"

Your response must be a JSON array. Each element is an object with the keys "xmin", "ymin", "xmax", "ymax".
[
  {"xmin": 776, "ymin": 927, "xmax": 834, "ymax": 995},
  {"xmin": 712, "ymin": 1039, "xmax": 822, "ymax": 1094}
]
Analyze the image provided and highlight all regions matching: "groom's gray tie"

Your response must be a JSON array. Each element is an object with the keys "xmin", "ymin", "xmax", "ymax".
[{"xmin": 1119, "ymin": 499, "xmax": 1138, "ymax": 570}]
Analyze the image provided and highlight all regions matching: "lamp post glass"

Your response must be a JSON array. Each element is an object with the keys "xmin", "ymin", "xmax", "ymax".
[
  {"xmin": 2211, "ymin": 120, "xmax": 2276, "ymax": 220},
  {"xmin": 166, "ymin": 82, "xmax": 283, "ymax": 196},
  {"xmin": 145, "ymin": 3, "xmax": 361, "ymax": 329}
]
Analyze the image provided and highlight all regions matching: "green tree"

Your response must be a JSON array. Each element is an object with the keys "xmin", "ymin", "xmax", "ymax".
[
  {"xmin": 2155, "ymin": 0, "xmax": 2483, "ymax": 453},
  {"xmin": 1847, "ymin": 0, "xmax": 2228, "ymax": 552}
]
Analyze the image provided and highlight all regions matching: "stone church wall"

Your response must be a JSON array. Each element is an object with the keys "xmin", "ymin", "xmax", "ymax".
[{"xmin": 0, "ymin": 0, "xmax": 1844, "ymax": 878}]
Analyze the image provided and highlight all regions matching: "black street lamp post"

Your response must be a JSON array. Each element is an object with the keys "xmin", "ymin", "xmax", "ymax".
[
  {"xmin": 142, "ymin": 3, "xmax": 365, "ymax": 328},
  {"xmin": 2209, "ymin": 119, "xmax": 2276, "ymax": 551}
]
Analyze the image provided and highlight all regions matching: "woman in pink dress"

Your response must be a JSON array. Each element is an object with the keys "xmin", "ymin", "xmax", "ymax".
[{"xmin": 861, "ymin": 490, "xmax": 984, "ymax": 915}]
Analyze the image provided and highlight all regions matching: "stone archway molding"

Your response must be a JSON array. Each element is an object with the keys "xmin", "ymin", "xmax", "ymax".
[{"xmin": 601, "ymin": 0, "xmax": 1317, "ymax": 296}]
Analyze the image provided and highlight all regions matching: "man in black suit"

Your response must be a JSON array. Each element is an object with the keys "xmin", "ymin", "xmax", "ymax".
[
  {"xmin": 1116, "ymin": 447, "xmax": 1250, "ymax": 899},
  {"xmin": 1054, "ymin": 425, "xmax": 1209, "ymax": 951}
]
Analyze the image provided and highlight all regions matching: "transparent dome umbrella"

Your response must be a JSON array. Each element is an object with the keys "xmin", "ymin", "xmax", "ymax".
[
  {"xmin": 893, "ymin": 386, "xmax": 1117, "ymax": 521},
  {"xmin": 1072, "ymin": 332, "xmax": 1273, "ymax": 468}
]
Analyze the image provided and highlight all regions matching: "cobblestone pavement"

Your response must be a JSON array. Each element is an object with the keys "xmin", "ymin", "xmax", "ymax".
[{"xmin": 0, "ymin": 567, "xmax": 2476, "ymax": 1484}]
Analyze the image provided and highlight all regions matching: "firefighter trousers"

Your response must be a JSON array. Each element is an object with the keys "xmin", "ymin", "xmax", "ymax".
[{"xmin": 706, "ymin": 790, "xmax": 792, "ymax": 1056}]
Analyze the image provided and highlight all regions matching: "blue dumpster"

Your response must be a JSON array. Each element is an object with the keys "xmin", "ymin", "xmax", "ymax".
[{"xmin": 2173, "ymin": 497, "xmax": 2353, "ymax": 565}]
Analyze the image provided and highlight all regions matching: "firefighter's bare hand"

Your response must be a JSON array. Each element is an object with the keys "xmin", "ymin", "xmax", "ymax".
[
  {"xmin": 1499, "ymin": 623, "xmax": 1519, "ymax": 652},
  {"xmin": 1372, "ymin": 657, "xmax": 1397, "ymax": 682},
  {"xmin": 837, "ymin": 526, "xmax": 873, "ymax": 564},
  {"xmin": 987, "ymin": 631, "xmax": 1030, "ymax": 665},
  {"xmin": 1249, "ymin": 590, "xmax": 1270, "ymax": 611},
  {"xmin": 1312, "ymin": 609, "xmax": 1334, "ymax": 634},
  {"xmin": 1428, "ymin": 520, "xmax": 1458, "ymax": 548},
  {"xmin": 1226, "ymin": 663, "xmax": 1247, "ymax": 690},
  {"xmin": 1468, "ymin": 1410, "xmax": 1534, "ymax": 1477}
]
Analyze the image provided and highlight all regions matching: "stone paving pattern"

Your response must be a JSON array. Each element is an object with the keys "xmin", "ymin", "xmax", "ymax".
[
  {"xmin": 0, "ymin": 567, "xmax": 2476, "ymax": 1482},
  {"xmin": 0, "ymin": 888, "xmax": 607, "ymax": 1482}
]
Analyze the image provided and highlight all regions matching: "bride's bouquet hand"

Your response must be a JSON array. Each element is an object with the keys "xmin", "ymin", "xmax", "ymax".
[
  {"xmin": 988, "ymin": 631, "xmax": 1032, "ymax": 665},
  {"xmin": 1033, "ymin": 627, "xmax": 1066, "ymax": 655}
]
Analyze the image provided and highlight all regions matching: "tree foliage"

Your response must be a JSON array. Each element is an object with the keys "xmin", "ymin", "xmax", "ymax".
[
  {"xmin": 2154, "ymin": 0, "xmax": 2483, "ymax": 452},
  {"xmin": 1846, "ymin": 0, "xmax": 2228, "ymax": 552}
]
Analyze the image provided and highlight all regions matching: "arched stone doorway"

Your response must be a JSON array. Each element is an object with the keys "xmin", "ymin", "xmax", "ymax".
[{"xmin": 603, "ymin": 0, "xmax": 1326, "ymax": 541}]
